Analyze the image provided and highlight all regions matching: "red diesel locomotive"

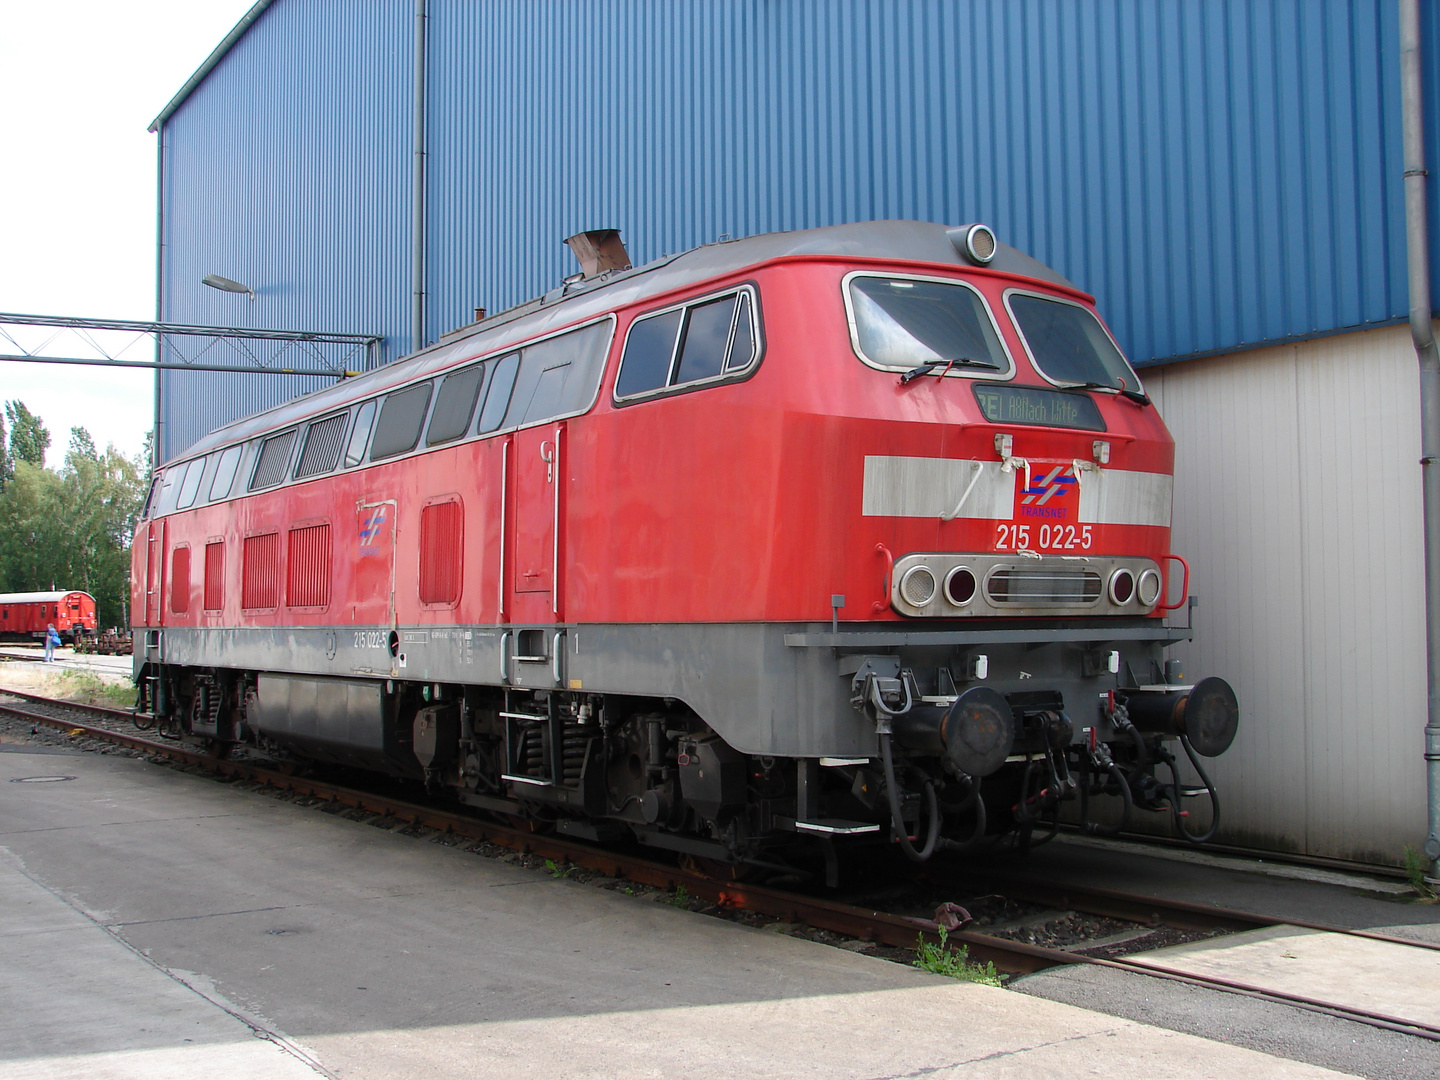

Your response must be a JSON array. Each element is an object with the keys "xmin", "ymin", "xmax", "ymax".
[
  {"xmin": 0, "ymin": 591, "xmax": 97, "ymax": 643},
  {"xmin": 131, "ymin": 220, "xmax": 1238, "ymax": 872}
]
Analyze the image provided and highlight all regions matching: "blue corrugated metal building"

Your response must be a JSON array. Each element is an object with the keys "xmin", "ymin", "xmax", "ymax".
[
  {"xmin": 150, "ymin": 0, "xmax": 1440, "ymax": 863},
  {"xmin": 155, "ymin": 0, "xmax": 1433, "ymax": 454}
]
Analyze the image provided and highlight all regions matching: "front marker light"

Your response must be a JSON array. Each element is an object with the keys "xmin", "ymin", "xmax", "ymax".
[
  {"xmin": 1108, "ymin": 568, "xmax": 1136, "ymax": 605},
  {"xmin": 1137, "ymin": 568, "xmax": 1162, "ymax": 608}
]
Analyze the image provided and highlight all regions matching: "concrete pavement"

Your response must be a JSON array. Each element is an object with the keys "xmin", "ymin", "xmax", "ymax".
[{"xmin": 0, "ymin": 742, "xmax": 1367, "ymax": 1079}]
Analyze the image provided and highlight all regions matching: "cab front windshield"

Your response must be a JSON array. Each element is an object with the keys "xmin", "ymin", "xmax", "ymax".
[
  {"xmin": 848, "ymin": 276, "xmax": 1009, "ymax": 373},
  {"xmin": 1007, "ymin": 293, "xmax": 1140, "ymax": 391}
]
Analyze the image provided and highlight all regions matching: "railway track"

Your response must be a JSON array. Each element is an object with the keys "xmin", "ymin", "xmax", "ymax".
[{"xmin": 2, "ymin": 684, "xmax": 1436, "ymax": 1042}]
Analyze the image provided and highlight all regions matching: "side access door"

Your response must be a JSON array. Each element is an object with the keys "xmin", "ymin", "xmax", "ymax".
[
  {"xmin": 508, "ymin": 421, "xmax": 564, "ymax": 620},
  {"xmin": 144, "ymin": 519, "xmax": 166, "ymax": 627}
]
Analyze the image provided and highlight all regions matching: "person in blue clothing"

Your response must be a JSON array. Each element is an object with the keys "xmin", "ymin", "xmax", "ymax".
[{"xmin": 43, "ymin": 623, "xmax": 60, "ymax": 663}]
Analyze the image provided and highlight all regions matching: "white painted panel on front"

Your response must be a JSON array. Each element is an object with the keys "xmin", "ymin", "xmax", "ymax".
[
  {"xmin": 1076, "ymin": 469, "xmax": 1174, "ymax": 528},
  {"xmin": 861, "ymin": 456, "xmax": 1014, "ymax": 520}
]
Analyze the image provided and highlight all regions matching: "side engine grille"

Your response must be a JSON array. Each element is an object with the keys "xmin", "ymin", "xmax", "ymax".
[
  {"xmin": 241, "ymin": 532, "xmax": 280, "ymax": 610},
  {"xmin": 985, "ymin": 568, "xmax": 1102, "ymax": 606}
]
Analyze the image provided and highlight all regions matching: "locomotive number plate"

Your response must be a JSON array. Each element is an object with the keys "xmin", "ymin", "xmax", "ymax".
[
  {"xmin": 995, "ymin": 522, "xmax": 1092, "ymax": 552},
  {"xmin": 353, "ymin": 631, "xmax": 388, "ymax": 649}
]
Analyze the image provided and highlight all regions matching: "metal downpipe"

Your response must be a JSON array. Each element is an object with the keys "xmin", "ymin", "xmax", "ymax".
[
  {"xmin": 1400, "ymin": 0, "xmax": 1440, "ymax": 876},
  {"xmin": 152, "ymin": 126, "xmax": 165, "ymax": 469},
  {"xmin": 411, "ymin": 0, "xmax": 428, "ymax": 355}
]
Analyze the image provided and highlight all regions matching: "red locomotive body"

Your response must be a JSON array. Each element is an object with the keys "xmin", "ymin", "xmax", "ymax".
[
  {"xmin": 0, "ymin": 591, "xmax": 97, "ymax": 643},
  {"xmin": 131, "ymin": 221, "xmax": 1237, "ymax": 870}
]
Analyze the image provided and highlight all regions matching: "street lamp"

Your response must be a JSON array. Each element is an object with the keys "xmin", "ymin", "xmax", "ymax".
[{"xmin": 201, "ymin": 274, "xmax": 255, "ymax": 301}]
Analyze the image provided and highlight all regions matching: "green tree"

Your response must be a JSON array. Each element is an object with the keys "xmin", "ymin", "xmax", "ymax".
[
  {"xmin": 0, "ymin": 409, "xmax": 11, "ymax": 490},
  {"xmin": 0, "ymin": 426, "xmax": 147, "ymax": 628},
  {"xmin": 4, "ymin": 400, "xmax": 50, "ymax": 467},
  {"xmin": 0, "ymin": 460, "xmax": 65, "ymax": 594}
]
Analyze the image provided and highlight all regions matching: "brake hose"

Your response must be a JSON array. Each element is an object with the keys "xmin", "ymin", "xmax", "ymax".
[
  {"xmin": 1080, "ymin": 759, "xmax": 1134, "ymax": 836},
  {"xmin": 879, "ymin": 732, "xmax": 940, "ymax": 862},
  {"xmin": 937, "ymin": 778, "xmax": 988, "ymax": 853},
  {"xmin": 1168, "ymin": 734, "xmax": 1221, "ymax": 844}
]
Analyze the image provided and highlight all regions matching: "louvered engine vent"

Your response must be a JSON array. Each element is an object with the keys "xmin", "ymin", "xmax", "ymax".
[{"xmin": 986, "ymin": 568, "xmax": 1102, "ymax": 605}]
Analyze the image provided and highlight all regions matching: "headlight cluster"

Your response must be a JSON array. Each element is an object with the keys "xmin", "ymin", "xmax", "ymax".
[
  {"xmin": 902, "ymin": 564, "xmax": 980, "ymax": 608},
  {"xmin": 1109, "ymin": 567, "xmax": 1162, "ymax": 608},
  {"xmin": 889, "ymin": 553, "xmax": 1164, "ymax": 616}
]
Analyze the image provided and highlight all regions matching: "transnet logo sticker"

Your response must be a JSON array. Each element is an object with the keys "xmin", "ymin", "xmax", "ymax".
[
  {"xmin": 1019, "ymin": 466, "xmax": 1078, "ymax": 520},
  {"xmin": 359, "ymin": 506, "xmax": 388, "ymax": 556}
]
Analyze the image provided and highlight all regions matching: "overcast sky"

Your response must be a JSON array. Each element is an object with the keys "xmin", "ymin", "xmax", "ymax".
[{"xmin": 1, "ymin": 1, "xmax": 255, "ymax": 467}]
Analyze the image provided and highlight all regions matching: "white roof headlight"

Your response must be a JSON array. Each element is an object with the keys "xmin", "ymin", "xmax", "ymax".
[{"xmin": 947, "ymin": 223, "xmax": 997, "ymax": 265}]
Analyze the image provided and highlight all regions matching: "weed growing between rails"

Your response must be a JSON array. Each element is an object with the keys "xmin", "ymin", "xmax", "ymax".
[
  {"xmin": 913, "ymin": 928, "xmax": 1002, "ymax": 986},
  {"xmin": 665, "ymin": 885, "xmax": 691, "ymax": 908}
]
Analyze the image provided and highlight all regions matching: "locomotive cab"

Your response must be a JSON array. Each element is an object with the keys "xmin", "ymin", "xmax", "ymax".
[{"xmin": 775, "ymin": 224, "xmax": 1238, "ymax": 857}]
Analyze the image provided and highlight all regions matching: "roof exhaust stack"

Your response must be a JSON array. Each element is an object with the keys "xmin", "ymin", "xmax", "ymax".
[{"xmin": 564, "ymin": 229, "xmax": 631, "ymax": 278}]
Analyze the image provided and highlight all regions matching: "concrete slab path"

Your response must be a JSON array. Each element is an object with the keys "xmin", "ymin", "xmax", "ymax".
[
  {"xmin": 1128, "ymin": 924, "xmax": 1440, "ymax": 1029},
  {"xmin": 0, "ymin": 744, "xmax": 1363, "ymax": 1079}
]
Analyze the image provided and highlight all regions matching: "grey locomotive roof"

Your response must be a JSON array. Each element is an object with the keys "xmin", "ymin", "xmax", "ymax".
[{"xmin": 172, "ymin": 220, "xmax": 1077, "ymax": 466}]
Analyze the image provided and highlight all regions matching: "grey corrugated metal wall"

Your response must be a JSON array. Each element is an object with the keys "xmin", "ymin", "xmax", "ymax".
[
  {"xmin": 1149, "ymin": 326, "xmax": 1427, "ymax": 863},
  {"xmin": 158, "ymin": 0, "xmax": 1435, "ymax": 459}
]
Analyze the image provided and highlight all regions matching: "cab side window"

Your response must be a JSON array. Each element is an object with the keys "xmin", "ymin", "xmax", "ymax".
[{"xmin": 615, "ymin": 286, "xmax": 759, "ymax": 400}]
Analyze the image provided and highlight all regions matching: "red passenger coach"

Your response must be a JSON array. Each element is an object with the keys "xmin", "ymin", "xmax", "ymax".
[
  {"xmin": 0, "ymin": 591, "xmax": 97, "ymax": 643},
  {"xmin": 131, "ymin": 221, "xmax": 1238, "ymax": 875}
]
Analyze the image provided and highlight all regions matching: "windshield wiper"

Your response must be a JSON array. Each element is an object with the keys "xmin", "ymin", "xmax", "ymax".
[
  {"xmin": 1064, "ymin": 380, "xmax": 1151, "ymax": 407},
  {"xmin": 899, "ymin": 357, "xmax": 1002, "ymax": 385}
]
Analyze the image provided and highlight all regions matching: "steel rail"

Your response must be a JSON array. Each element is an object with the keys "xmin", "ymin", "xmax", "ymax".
[{"xmin": 2, "ymin": 687, "xmax": 1437, "ymax": 1040}]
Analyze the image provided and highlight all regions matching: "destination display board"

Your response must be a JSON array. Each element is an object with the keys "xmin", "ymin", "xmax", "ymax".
[{"xmin": 972, "ymin": 383, "xmax": 1106, "ymax": 431}]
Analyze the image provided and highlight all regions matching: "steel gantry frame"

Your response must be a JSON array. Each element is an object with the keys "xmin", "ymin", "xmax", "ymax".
[{"xmin": 0, "ymin": 311, "xmax": 382, "ymax": 377}]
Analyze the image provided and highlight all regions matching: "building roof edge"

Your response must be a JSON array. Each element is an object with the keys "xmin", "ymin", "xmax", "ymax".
[{"xmin": 147, "ymin": 0, "xmax": 277, "ymax": 133}]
